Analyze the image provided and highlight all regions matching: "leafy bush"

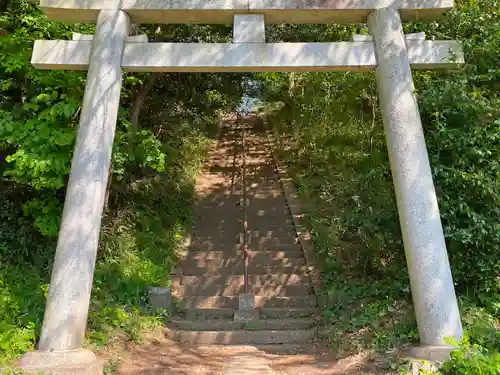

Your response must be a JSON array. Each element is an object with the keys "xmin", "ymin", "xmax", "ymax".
[{"xmin": 432, "ymin": 304, "xmax": 500, "ymax": 375}]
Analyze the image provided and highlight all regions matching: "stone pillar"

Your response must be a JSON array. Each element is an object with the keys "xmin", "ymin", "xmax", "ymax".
[
  {"xmin": 20, "ymin": 9, "xmax": 130, "ymax": 374},
  {"xmin": 368, "ymin": 8, "xmax": 462, "ymax": 352}
]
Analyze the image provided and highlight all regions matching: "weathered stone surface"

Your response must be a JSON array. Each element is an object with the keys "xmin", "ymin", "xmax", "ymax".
[
  {"xmin": 246, "ymin": 330, "xmax": 315, "ymax": 344},
  {"xmin": 19, "ymin": 348, "xmax": 101, "ymax": 375},
  {"xmin": 149, "ymin": 287, "xmax": 172, "ymax": 309},
  {"xmin": 223, "ymin": 353, "xmax": 274, "ymax": 375},
  {"xmin": 181, "ymin": 257, "xmax": 306, "ymax": 270},
  {"xmin": 181, "ymin": 264, "xmax": 308, "ymax": 276},
  {"xmin": 238, "ymin": 293, "xmax": 255, "ymax": 310},
  {"xmin": 351, "ymin": 32, "xmax": 426, "ymax": 41},
  {"xmin": 405, "ymin": 345, "xmax": 457, "ymax": 362},
  {"xmin": 40, "ymin": 0, "xmax": 454, "ymax": 24},
  {"xmin": 234, "ymin": 310, "xmax": 260, "ymax": 322},
  {"xmin": 260, "ymin": 308, "xmax": 317, "ymax": 319},
  {"xmin": 176, "ymin": 283, "xmax": 313, "ymax": 297},
  {"xmin": 233, "ymin": 15, "xmax": 265, "ymax": 43},
  {"xmin": 72, "ymin": 32, "xmax": 148, "ymax": 42},
  {"xmin": 32, "ymin": 40, "xmax": 464, "ymax": 72},
  {"xmin": 168, "ymin": 318, "xmax": 314, "ymax": 331},
  {"xmin": 183, "ymin": 308, "xmax": 236, "ymax": 321},
  {"xmin": 34, "ymin": 9, "xmax": 131, "ymax": 353},
  {"xmin": 368, "ymin": 7, "xmax": 463, "ymax": 346},
  {"xmin": 165, "ymin": 329, "xmax": 248, "ymax": 345}
]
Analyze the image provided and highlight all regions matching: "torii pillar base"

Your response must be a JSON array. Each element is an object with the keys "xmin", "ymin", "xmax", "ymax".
[{"xmin": 19, "ymin": 348, "xmax": 101, "ymax": 375}]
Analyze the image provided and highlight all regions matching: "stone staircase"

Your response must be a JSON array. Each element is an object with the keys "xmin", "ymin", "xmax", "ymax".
[{"xmin": 167, "ymin": 117, "xmax": 318, "ymax": 348}]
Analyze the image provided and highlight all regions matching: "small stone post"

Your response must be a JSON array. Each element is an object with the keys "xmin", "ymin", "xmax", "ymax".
[
  {"xmin": 368, "ymin": 7, "xmax": 463, "ymax": 353},
  {"xmin": 20, "ymin": 9, "xmax": 130, "ymax": 374}
]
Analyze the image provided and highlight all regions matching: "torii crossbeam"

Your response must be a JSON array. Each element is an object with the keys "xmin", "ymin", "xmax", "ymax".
[{"xmin": 21, "ymin": 2, "xmax": 464, "ymax": 374}]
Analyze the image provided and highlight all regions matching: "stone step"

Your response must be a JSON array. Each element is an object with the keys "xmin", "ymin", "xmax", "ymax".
[
  {"xmin": 194, "ymin": 202, "xmax": 290, "ymax": 213},
  {"xmin": 191, "ymin": 226, "xmax": 298, "ymax": 240},
  {"xmin": 179, "ymin": 308, "xmax": 317, "ymax": 321},
  {"xmin": 175, "ymin": 283, "xmax": 313, "ymax": 297},
  {"xmin": 193, "ymin": 217, "xmax": 294, "ymax": 228},
  {"xmin": 193, "ymin": 211, "xmax": 293, "ymax": 223},
  {"xmin": 180, "ymin": 308, "xmax": 235, "ymax": 320},
  {"xmin": 190, "ymin": 235, "xmax": 300, "ymax": 248},
  {"xmin": 249, "ymin": 343, "xmax": 320, "ymax": 355},
  {"xmin": 190, "ymin": 235, "xmax": 299, "ymax": 246},
  {"xmin": 180, "ymin": 295, "xmax": 317, "ymax": 309},
  {"xmin": 165, "ymin": 329, "xmax": 315, "ymax": 345},
  {"xmin": 183, "ymin": 250, "xmax": 304, "ymax": 260},
  {"xmin": 260, "ymin": 308, "xmax": 318, "ymax": 319},
  {"xmin": 179, "ymin": 274, "xmax": 311, "ymax": 287},
  {"xmin": 187, "ymin": 243, "xmax": 303, "ymax": 252},
  {"xmin": 167, "ymin": 318, "xmax": 315, "ymax": 331},
  {"xmin": 181, "ymin": 264, "xmax": 309, "ymax": 276},
  {"xmin": 181, "ymin": 257, "xmax": 306, "ymax": 269}
]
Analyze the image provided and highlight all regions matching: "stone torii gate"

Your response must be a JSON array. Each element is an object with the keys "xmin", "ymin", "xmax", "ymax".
[{"xmin": 22, "ymin": 1, "xmax": 464, "ymax": 373}]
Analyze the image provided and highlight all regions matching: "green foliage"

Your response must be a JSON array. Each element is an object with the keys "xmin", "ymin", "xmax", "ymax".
[
  {"xmin": 113, "ymin": 120, "xmax": 167, "ymax": 180},
  {"xmin": 0, "ymin": 121, "xmax": 211, "ymax": 364},
  {"xmin": 0, "ymin": 1, "xmax": 90, "ymax": 191},
  {"xmin": 0, "ymin": 0, "xmax": 240, "ymax": 365},
  {"xmin": 440, "ymin": 344, "xmax": 500, "ymax": 375},
  {"xmin": 425, "ymin": 304, "xmax": 500, "ymax": 375},
  {"xmin": 86, "ymin": 126, "xmax": 210, "ymax": 348},
  {"xmin": 0, "ymin": 188, "xmax": 55, "ymax": 264},
  {"xmin": 0, "ymin": 265, "xmax": 47, "ymax": 364},
  {"xmin": 260, "ymin": 0, "xmax": 499, "ymax": 363},
  {"xmin": 411, "ymin": 1, "xmax": 500, "ymax": 313}
]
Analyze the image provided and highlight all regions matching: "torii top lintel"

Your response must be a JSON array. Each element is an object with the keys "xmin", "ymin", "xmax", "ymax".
[{"xmin": 41, "ymin": 0, "xmax": 454, "ymax": 24}]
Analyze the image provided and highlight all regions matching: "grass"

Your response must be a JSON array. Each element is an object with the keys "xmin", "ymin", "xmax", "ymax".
[{"xmin": 0, "ymin": 124, "xmax": 211, "ymax": 365}]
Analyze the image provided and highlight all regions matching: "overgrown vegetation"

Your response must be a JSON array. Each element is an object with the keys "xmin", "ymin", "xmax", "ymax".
[
  {"xmin": 262, "ymin": 0, "xmax": 499, "ymax": 371},
  {"xmin": 0, "ymin": 0, "xmax": 243, "ymax": 364}
]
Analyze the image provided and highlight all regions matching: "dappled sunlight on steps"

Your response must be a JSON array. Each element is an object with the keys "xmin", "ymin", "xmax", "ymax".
[{"xmin": 167, "ymin": 115, "xmax": 319, "ymax": 348}]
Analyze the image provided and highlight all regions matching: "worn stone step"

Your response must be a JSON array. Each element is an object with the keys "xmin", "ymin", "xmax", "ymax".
[
  {"xmin": 194, "ymin": 201, "xmax": 290, "ymax": 216},
  {"xmin": 165, "ymin": 329, "xmax": 315, "ymax": 345},
  {"xmin": 167, "ymin": 319, "xmax": 315, "ymax": 331},
  {"xmin": 190, "ymin": 233, "xmax": 299, "ymax": 246},
  {"xmin": 194, "ymin": 193, "xmax": 244, "ymax": 202},
  {"xmin": 193, "ymin": 221, "xmax": 296, "ymax": 231},
  {"xmin": 178, "ymin": 307, "xmax": 318, "ymax": 321},
  {"xmin": 181, "ymin": 257, "xmax": 306, "ymax": 269},
  {"xmin": 187, "ymin": 242, "xmax": 302, "ymax": 252},
  {"xmin": 191, "ymin": 234, "xmax": 299, "ymax": 245},
  {"xmin": 193, "ymin": 201, "xmax": 243, "ymax": 211},
  {"xmin": 190, "ymin": 227, "xmax": 298, "ymax": 242},
  {"xmin": 175, "ymin": 283, "xmax": 313, "ymax": 297},
  {"xmin": 193, "ymin": 211, "xmax": 293, "ymax": 223},
  {"xmin": 183, "ymin": 250, "xmax": 304, "ymax": 260},
  {"xmin": 180, "ymin": 296, "xmax": 317, "ymax": 309},
  {"xmin": 250, "ymin": 343, "xmax": 320, "ymax": 355},
  {"xmin": 181, "ymin": 264, "xmax": 309, "ymax": 276},
  {"xmin": 179, "ymin": 274, "xmax": 311, "ymax": 287},
  {"xmin": 193, "ymin": 218, "xmax": 294, "ymax": 229},
  {"xmin": 260, "ymin": 308, "xmax": 318, "ymax": 319},
  {"xmin": 180, "ymin": 308, "xmax": 235, "ymax": 320}
]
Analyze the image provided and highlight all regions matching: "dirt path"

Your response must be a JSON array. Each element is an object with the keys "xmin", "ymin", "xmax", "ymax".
[{"xmin": 105, "ymin": 331, "xmax": 393, "ymax": 375}]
